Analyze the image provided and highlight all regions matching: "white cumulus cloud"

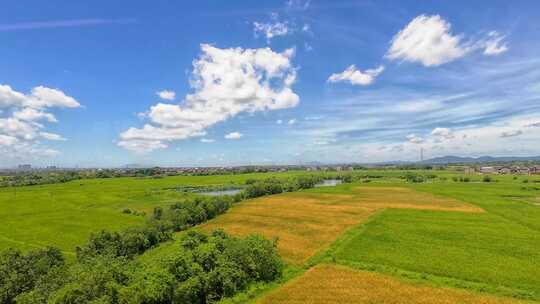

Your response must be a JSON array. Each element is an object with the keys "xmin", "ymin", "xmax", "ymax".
[
  {"xmin": 386, "ymin": 15, "xmax": 470, "ymax": 67},
  {"xmin": 0, "ymin": 84, "xmax": 80, "ymax": 109},
  {"xmin": 431, "ymin": 127, "xmax": 454, "ymax": 140},
  {"xmin": 118, "ymin": 44, "xmax": 299, "ymax": 153},
  {"xmin": 386, "ymin": 15, "xmax": 509, "ymax": 67},
  {"xmin": 200, "ymin": 138, "xmax": 215, "ymax": 143},
  {"xmin": 224, "ymin": 132, "xmax": 242, "ymax": 140},
  {"xmin": 328, "ymin": 65, "xmax": 384, "ymax": 86},
  {"xmin": 39, "ymin": 131, "xmax": 66, "ymax": 141},
  {"xmin": 0, "ymin": 84, "xmax": 80, "ymax": 158},
  {"xmin": 406, "ymin": 134, "xmax": 425, "ymax": 144},
  {"xmin": 156, "ymin": 90, "xmax": 176, "ymax": 100},
  {"xmin": 13, "ymin": 107, "xmax": 57, "ymax": 122}
]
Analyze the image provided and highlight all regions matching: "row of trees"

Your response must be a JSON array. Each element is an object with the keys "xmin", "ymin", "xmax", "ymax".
[
  {"xmin": 0, "ymin": 168, "xmax": 169, "ymax": 188},
  {"xmin": 242, "ymin": 173, "xmax": 358, "ymax": 199},
  {"xmin": 0, "ymin": 171, "xmax": 84, "ymax": 187},
  {"xmin": 402, "ymin": 172, "xmax": 438, "ymax": 183},
  {"xmin": 1, "ymin": 231, "xmax": 281, "ymax": 304}
]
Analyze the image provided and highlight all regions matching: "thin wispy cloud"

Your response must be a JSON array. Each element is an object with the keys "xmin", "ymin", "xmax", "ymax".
[{"xmin": 0, "ymin": 18, "xmax": 136, "ymax": 32}]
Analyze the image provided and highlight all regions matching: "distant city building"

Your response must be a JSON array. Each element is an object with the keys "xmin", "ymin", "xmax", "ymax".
[
  {"xmin": 18, "ymin": 164, "xmax": 32, "ymax": 170},
  {"xmin": 470, "ymin": 165, "xmax": 539, "ymax": 175},
  {"xmin": 464, "ymin": 167, "xmax": 476, "ymax": 174},
  {"xmin": 498, "ymin": 167, "xmax": 512, "ymax": 174},
  {"xmin": 480, "ymin": 166, "xmax": 496, "ymax": 174}
]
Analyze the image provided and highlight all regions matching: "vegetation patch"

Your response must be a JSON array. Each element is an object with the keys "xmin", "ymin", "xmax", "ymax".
[
  {"xmin": 332, "ymin": 208, "xmax": 540, "ymax": 300},
  {"xmin": 1, "ymin": 230, "xmax": 282, "ymax": 304},
  {"xmin": 258, "ymin": 264, "xmax": 530, "ymax": 304},
  {"xmin": 0, "ymin": 172, "xmax": 315, "ymax": 252},
  {"xmin": 199, "ymin": 186, "xmax": 478, "ymax": 264}
]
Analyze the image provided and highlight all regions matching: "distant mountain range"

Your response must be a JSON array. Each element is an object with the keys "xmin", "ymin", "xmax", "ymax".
[{"xmin": 420, "ymin": 155, "xmax": 540, "ymax": 164}]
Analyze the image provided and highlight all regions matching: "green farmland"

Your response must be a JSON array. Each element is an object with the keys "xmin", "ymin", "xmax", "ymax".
[
  {"xmin": 0, "ymin": 171, "xmax": 307, "ymax": 253},
  {"xmin": 1, "ymin": 170, "xmax": 540, "ymax": 303}
]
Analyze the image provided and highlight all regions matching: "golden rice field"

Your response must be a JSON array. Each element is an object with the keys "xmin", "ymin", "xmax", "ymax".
[
  {"xmin": 200, "ymin": 187, "xmax": 482, "ymax": 264},
  {"xmin": 258, "ymin": 264, "xmax": 530, "ymax": 304}
]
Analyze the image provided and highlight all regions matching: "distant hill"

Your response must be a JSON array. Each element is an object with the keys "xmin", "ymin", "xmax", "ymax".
[{"xmin": 420, "ymin": 155, "xmax": 540, "ymax": 164}]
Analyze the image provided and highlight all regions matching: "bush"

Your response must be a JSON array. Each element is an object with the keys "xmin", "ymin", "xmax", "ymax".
[
  {"xmin": 404, "ymin": 172, "xmax": 425, "ymax": 183},
  {"xmin": 167, "ymin": 230, "xmax": 282, "ymax": 303},
  {"xmin": 483, "ymin": 175, "xmax": 493, "ymax": 183},
  {"xmin": 76, "ymin": 221, "xmax": 172, "ymax": 260},
  {"xmin": 0, "ymin": 247, "xmax": 64, "ymax": 304}
]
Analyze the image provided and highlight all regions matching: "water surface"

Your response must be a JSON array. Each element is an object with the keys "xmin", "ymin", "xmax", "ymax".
[
  {"xmin": 199, "ymin": 189, "xmax": 242, "ymax": 196},
  {"xmin": 315, "ymin": 179, "xmax": 343, "ymax": 187}
]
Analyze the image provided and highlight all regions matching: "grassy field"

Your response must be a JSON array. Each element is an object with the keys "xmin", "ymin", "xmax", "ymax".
[
  {"xmin": 0, "ymin": 171, "xmax": 306, "ymax": 253},
  {"xmin": 2, "ymin": 170, "xmax": 539, "ymax": 302},
  {"xmin": 313, "ymin": 179, "xmax": 540, "ymax": 301},
  {"xmin": 218, "ymin": 175, "xmax": 538, "ymax": 302},
  {"xmin": 259, "ymin": 264, "xmax": 531, "ymax": 304},
  {"xmin": 198, "ymin": 185, "xmax": 480, "ymax": 264}
]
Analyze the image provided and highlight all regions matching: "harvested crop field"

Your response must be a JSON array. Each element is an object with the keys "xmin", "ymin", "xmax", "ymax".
[
  {"xmin": 258, "ymin": 264, "xmax": 529, "ymax": 304},
  {"xmin": 199, "ymin": 186, "xmax": 481, "ymax": 264}
]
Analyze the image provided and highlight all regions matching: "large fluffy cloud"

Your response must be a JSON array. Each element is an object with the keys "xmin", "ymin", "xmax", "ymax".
[
  {"xmin": 119, "ymin": 44, "xmax": 299, "ymax": 153},
  {"xmin": 0, "ymin": 84, "xmax": 80, "ymax": 158},
  {"xmin": 386, "ymin": 15, "xmax": 508, "ymax": 67},
  {"xmin": 328, "ymin": 65, "xmax": 384, "ymax": 86}
]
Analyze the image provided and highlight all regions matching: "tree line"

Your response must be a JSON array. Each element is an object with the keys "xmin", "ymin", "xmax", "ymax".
[{"xmin": 0, "ymin": 169, "xmax": 166, "ymax": 188}]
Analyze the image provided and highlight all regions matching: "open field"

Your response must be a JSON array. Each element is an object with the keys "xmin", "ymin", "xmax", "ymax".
[
  {"xmin": 320, "ymin": 181, "xmax": 540, "ymax": 300},
  {"xmin": 199, "ymin": 185, "xmax": 479, "ymax": 264},
  {"xmin": 332, "ymin": 208, "xmax": 540, "ymax": 298},
  {"xmin": 259, "ymin": 264, "xmax": 531, "ymax": 304},
  {"xmin": 2, "ymin": 170, "xmax": 540, "ymax": 302},
  {"xmin": 209, "ymin": 176, "xmax": 540, "ymax": 302},
  {"xmin": 0, "ymin": 171, "xmax": 307, "ymax": 253}
]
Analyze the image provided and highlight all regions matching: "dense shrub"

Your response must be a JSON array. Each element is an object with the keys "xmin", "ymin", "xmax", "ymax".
[
  {"xmin": 404, "ymin": 172, "xmax": 425, "ymax": 183},
  {"xmin": 0, "ymin": 247, "xmax": 64, "ymax": 304},
  {"xmin": 76, "ymin": 221, "xmax": 172, "ymax": 260},
  {"xmin": 77, "ymin": 195, "xmax": 240, "ymax": 260},
  {"xmin": 164, "ymin": 230, "xmax": 282, "ymax": 303},
  {"xmin": 5, "ymin": 231, "xmax": 282, "ymax": 304}
]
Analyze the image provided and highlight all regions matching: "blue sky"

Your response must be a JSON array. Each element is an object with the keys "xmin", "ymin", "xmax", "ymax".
[{"xmin": 1, "ymin": 0, "xmax": 540, "ymax": 167}]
